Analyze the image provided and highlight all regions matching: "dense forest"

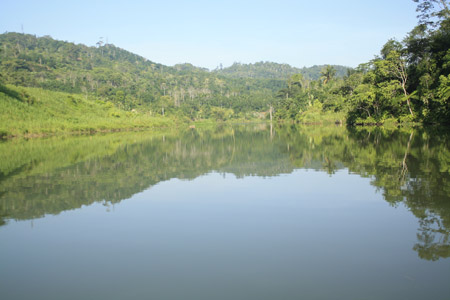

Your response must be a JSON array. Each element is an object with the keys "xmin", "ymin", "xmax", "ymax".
[
  {"xmin": 274, "ymin": 0, "xmax": 450, "ymax": 125},
  {"xmin": 0, "ymin": 33, "xmax": 283, "ymax": 118},
  {"xmin": 0, "ymin": 32, "xmax": 348, "ymax": 122},
  {"xmin": 214, "ymin": 61, "xmax": 348, "ymax": 80}
]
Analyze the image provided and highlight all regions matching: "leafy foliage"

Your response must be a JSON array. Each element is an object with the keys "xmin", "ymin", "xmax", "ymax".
[
  {"xmin": 214, "ymin": 61, "xmax": 349, "ymax": 80},
  {"xmin": 0, "ymin": 33, "xmax": 286, "ymax": 119},
  {"xmin": 273, "ymin": 2, "xmax": 450, "ymax": 125}
]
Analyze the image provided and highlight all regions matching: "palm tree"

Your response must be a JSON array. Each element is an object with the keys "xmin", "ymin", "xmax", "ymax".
[{"xmin": 320, "ymin": 65, "xmax": 336, "ymax": 84}]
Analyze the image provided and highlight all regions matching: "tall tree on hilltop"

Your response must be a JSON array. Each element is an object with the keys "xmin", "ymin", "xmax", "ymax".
[
  {"xmin": 320, "ymin": 65, "xmax": 336, "ymax": 85},
  {"xmin": 413, "ymin": 0, "xmax": 450, "ymax": 28}
]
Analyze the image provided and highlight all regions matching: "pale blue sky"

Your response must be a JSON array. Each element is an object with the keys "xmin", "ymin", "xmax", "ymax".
[{"xmin": 1, "ymin": 0, "xmax": 419, "ymax": 69}]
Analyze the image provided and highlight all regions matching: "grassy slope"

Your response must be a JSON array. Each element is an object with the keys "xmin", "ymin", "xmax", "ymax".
[{"xmin": 0, "ymin": 84, "xmax": 175, "ymax": 137}]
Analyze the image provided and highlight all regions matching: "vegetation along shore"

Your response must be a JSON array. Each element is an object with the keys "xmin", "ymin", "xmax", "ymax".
[{"xmin": 0, "ymin": 1, "xmax": 449, "ymax": 138}]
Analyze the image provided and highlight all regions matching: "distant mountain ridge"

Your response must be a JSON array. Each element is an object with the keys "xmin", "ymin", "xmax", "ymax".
[{"xmin": 214, "ymin": 61, "xmax": 349, "ymax": 80}]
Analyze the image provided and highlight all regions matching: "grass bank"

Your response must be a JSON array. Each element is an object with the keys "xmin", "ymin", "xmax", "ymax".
[{"xmin": 0, "ymin": 84, "xmax": 175, "ymax": 138}]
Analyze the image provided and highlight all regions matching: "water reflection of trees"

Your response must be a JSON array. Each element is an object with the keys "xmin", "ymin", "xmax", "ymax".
[
  {"xmin": 0, "ymin": 124, "xmax": 449, "ymax": 260},
  {"xmin": 354, "ymin": 127, "xmax": 450, "ymax": 261},
  {"xmin": 275, "ymin": 125, "xmax": 450, "ymax": 261},
  {"xmin": 0, "ymin": 125, "xmax": 292, "ymax": 225}
]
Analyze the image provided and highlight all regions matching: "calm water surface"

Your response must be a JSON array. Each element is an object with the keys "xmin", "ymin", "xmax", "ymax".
[{"xmin": 1, "ymin": 125, "xmax": 449, "ymax": 300}]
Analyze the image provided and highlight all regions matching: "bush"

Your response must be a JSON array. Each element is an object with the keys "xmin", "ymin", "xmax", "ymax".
[
  {"xmin": 0, "ymin": 130, "xmax": 9, "ymax": 139},
  {"xmin": 399, "ymin": 114, "xmax": 414, "ymax": 124},
  {"xmin": 110, "ymin": 111, "xmax": 121, "ymax": 118}
]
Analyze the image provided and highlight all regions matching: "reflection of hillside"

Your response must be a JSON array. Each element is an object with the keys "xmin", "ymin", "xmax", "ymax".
[
  {"xmin": 275, "ymin": 125, "xmax": 450, "ymax": 261},
  {"xmin": 1, "ymin": 125, "xmax": 449, "ymax": 261},
  {"xmin": 0, "ymin": 125, "xmax": 292, "ymax": 224},
  {"xmin": 218, "ymin": 130, "xmax": 293, "ymax": 177}
]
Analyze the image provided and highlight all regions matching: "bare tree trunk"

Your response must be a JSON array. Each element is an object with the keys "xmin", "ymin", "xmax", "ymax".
[
  {"xmin": 270, "ymin": 122, "xmax": 273, "ymax": 140},
  {"xmin": 406, "ymin": 96, "xmax": 414, "ymax": 117},
  {"xmin": 402, "ymin": 82, "xmax": 414, "ymax": 117},
  {"xmin": 397, "ymin": 57, "xmax": 414, "ymax": 117},
  {"xmin": 400, "ymin": 131, "xmax": 414, "ymax": 182}
]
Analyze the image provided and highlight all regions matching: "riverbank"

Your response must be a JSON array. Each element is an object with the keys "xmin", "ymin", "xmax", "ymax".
[
  {"xmin": 0, "ymin": 84, "xmax": 426, "ymax": 139},
  {"xmin": 0, "ymin": 85, "xmax": 270, "ymax": 139},
  {"xmin": 0, "ymin": 85, "xmax": 180, "ymax": 138}
]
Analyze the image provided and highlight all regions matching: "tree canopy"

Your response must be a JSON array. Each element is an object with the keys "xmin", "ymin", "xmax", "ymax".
[{"xmin": 273, "ymin": 0, "xmax": 450, "ymax": 125}]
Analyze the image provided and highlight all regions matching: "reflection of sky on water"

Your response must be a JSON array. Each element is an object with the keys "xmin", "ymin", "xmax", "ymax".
[
  {"xmin": 0, "ymin": 125, "xmax": 450, "ymax": 299},
  {"xmin": 1, "ymin": 170, "xmax": 450, "ymax": 300}
]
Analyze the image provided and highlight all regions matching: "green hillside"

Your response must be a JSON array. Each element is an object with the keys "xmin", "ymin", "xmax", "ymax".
[
  {"xmin": 0, "ymin": 84, "xmax": 173, "ymax": 137},
  {"xmin": 214, "ymin": 61, "xmax": 349, "ymax": 80},
  {"xmin": 0, "ymin": 33, "xmax": 284, "ymax": 117}
]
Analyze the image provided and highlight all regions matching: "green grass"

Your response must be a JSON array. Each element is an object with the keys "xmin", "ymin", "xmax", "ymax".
[
  {"xmin": 0, "ymin": 84, "xmax": 175, "ymax": 138},
  {"xmin": 296, "ymin": 110, "xmax": 347, "ymax": 125}
]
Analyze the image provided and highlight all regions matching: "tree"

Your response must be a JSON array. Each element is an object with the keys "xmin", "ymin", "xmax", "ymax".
[
  {"xmin": 157, "ymin": 95, "xmax": 173, "ymax": 116},
  {"xmin": 288, "ymin": 73, "xmax": 304, "ymax": 89},
  {"xmin": 377, "ymin": 40, "xmax": 415, "ymax": 117},
  {"xmin": 320, "ymin": 65, "xmax": 336, "ymax": 84},
  {"xmin": 413, "ymin": 0, "xmax": 450, "ymax": 28}
]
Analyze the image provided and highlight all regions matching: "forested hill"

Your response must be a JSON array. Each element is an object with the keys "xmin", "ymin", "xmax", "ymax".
[
  {"xmin": 298, "ymin": 64, "xmax": 349, "ymax": 80},
  {"xmin": 0, "ymin": 32, "xmax": 285, "ymax": 115},
  {"xmin": 214, "ymin": 61, "xmax": 349, "ymax": 80}
]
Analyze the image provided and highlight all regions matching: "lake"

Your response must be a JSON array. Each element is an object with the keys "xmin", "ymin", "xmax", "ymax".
[{"xmin": 1, "ymin": 124, "xmax": 449, "ymax": 300}]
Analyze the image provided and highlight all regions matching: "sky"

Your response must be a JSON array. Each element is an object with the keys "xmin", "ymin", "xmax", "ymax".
[{"xmin": 1, "ymin": 0, "xmax": 419, "ymax": 70}]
